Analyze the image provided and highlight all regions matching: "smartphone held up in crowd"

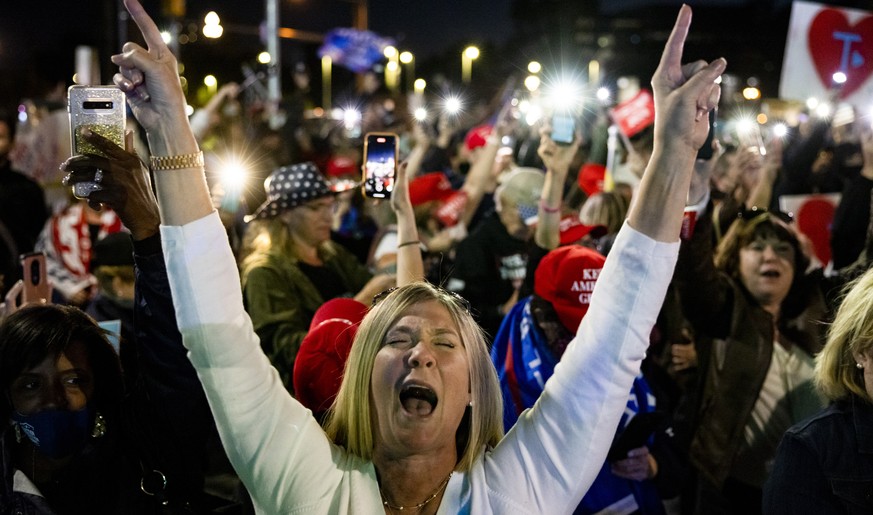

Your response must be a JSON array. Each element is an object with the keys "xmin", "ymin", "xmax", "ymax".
[
  {"xmin": 67, "ymin": 85, "xmax": 126, "ymax": 198},
  {"xmin": 362, "ymin": 132, "xmax": 398, "ymax": 199},
  {"xmin": 551, "ymin": 113, "xmax": 577, "ymax": 145},
  {"xmin": 20, "ymin": 252, "xmax": 51, "ymax": 305}
]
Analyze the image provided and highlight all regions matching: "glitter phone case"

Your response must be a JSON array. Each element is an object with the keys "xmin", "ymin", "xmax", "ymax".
[{"xmin": 68, "ymin": 85, "xmax": 126, "ymax": 157}]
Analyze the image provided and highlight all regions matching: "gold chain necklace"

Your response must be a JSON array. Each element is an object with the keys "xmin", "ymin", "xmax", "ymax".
[{"xmin": 380, "ymin": 472, "xmax": 453, "ymax": 512}]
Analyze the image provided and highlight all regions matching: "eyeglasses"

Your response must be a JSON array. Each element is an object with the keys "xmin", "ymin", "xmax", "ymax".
[
  {"xmin": 737, "ymin": 206, "xmax": 793, "ymax": 225},
  {"xmin": 371, "ymin": 285, "xmax": 472, "ymax": 314}
]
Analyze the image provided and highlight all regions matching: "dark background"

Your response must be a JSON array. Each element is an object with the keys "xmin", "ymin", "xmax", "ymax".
[{"xmin": 2, "ymin": 0, "xmax": 872, "ymax": 109}]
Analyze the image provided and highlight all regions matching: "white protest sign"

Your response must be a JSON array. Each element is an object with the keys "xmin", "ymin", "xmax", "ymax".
[{"xmin": 780, "ymin": 1, "xmax": 873, "ymax": 105}]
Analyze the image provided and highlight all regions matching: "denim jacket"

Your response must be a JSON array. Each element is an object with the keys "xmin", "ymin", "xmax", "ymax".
[{"xmin": 764, "ymin": 396, "xmax": 873, "ymax": 514}]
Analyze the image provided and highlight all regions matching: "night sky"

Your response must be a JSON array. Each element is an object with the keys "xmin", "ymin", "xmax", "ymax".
[{"xmin": 0, "ymin": 0, "xmax": 868, "ymax": 107}]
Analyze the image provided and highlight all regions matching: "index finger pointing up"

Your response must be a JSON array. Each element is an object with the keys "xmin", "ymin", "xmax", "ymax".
[
  {"xmin": 658, "ymin": 4, "xmax": 692, "ymax": 76},
  {"xmin": 124, "ymin": 0, "xmax": 167, "ymax": 56}
]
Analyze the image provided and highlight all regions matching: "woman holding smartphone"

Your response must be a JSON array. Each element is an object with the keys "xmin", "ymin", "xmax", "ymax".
[
  {"xmin": 240, "ymin": 162, "xmax": 394, "ymax": 394},
  {"xmin": 113, "ymin": 0, "xmax": 722, "ymax": 512}
]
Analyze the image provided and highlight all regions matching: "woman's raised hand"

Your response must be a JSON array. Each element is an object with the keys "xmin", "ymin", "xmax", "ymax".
[
  {"xmin": 651, "ymin": 5, "xmax": 725, "ymax": 155},
  {"xmin": 628, "ymin": 5, "xmax": 726, "ymax": 242},
  {"xmin": 111, "ymin": 0, "xmax": 189, "ymax": 140},
  {"xmin": 61, "ymin": 130, "xmax": 160, "ymax": 241}
]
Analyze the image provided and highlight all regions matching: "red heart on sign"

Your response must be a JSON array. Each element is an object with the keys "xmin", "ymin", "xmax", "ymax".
[{"xmin": 808, "ymin": 8, "xmax": 873, "ymax": 98}]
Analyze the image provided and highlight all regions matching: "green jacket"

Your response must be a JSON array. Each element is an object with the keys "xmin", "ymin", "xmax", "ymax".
[{"xmin": 241, "ymin": 242, "xmax": 372, "ymax": 393}]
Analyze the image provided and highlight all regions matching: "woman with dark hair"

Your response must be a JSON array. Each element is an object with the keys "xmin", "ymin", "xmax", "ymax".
[
  {"xmin": 0, "ymin": 128, "xmax": 226, "ymax": 512},
  {"xmin": 1, "ymin": 305, "xmax": 125, "ymax": 509},
  {"xmin": 675, "ymin": 126, "xmax": 873, "ymax": 513}
]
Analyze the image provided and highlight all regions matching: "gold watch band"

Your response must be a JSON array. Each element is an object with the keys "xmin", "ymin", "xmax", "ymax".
[{"xmin": 150, "ymin": 151, "xmax": 205, "ymax": 171}]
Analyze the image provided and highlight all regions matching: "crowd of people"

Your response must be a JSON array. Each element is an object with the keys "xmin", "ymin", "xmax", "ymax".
[{"xmin": 1, "ymin": 0, "xmax": 872, "ymax": 513}]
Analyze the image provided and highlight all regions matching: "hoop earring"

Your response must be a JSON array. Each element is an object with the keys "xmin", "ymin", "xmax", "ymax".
[
  {"xmin": 13, "ymin": 422, "xmax": 23, "ymax": 443},
  {"xmin": 91, "ymin": 412, "xmax": 107, "ymax": 438}
]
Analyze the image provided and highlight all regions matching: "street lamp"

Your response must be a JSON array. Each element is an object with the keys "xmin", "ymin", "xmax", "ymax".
[
  {"xmin": 399, "ymin": 51, "xmax": 414, "ymax": 92},
  {"xmin": 322, "ymin": 56, "xmax": 332, "ymax": 110},
  {"xmin": 414, "ymin": 78, "xmax": 426, "ymax": 95},
  {"xmin": 203, "ymin": 11, "xmax": 223, "ymax": 38},
  {"xmin": 383, "ymin": 45, "xmax": 400, "ymax": 92},
  {"xmin": 462, "ymin": 46, "xmax": 479, "ymax": 84},
  {"xmin": 527, "ymin": 61, "xmax": 541, "ymax": 74}
]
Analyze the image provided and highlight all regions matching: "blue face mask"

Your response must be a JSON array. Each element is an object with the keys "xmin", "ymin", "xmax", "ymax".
[{"xmin": 11, "ymin": 407, "xmax": 92, "ymax": 459}]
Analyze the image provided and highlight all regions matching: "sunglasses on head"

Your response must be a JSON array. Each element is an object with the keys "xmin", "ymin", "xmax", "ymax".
[
  {"xmin": 372, "ymin": 285, "xmax": 472, "ymax": 314},
  {"xmin": 737, "ymin": 206, "xmax": 794, "ymax": 225}
]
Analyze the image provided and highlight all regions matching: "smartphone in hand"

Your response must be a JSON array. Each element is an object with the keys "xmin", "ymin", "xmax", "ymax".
[
  {"xmin": 551, "ymin": 113, "xmax": 576, "ymax": 146},
  {"xmin": 362, "ymin": 133, "xmax": 398, "ymax": 199},
  {"xmin": 20, "ymin": 252, "xmax": 51, "ymax": 305},
  {"xmin": 607, "ymin": 411, "xmax": 667, "ymax": 462},
  {"xmin": 68, "ymin": 85, "xmax": 126, "ymax": 198}
]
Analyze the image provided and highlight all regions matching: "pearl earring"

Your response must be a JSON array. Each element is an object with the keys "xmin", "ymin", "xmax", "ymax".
[{"xmin": 857, "ymin": 363, "xmax": 864, "ymax": 369}]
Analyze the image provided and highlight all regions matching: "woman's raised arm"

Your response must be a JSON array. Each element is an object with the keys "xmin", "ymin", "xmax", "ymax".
[
  {"xmin": 112, "ymin": 0, "xmax": 212, "ymax": 227},
  {"xmin": 629, "ymin": 5, "xmax": 725, "ymax": 242}
]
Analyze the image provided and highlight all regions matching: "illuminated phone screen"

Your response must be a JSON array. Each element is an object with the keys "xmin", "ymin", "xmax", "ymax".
[
  {"xmin": 551, "ymin": 114, "xmax": 575, "ymax": 145},
  {"xmin": 363, "ymin": 134, "xmax": 397, "ymax": 198}
]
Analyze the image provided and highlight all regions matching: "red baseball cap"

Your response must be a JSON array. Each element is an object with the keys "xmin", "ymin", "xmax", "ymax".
[
  {"xmin": 558, "ymin": 216, "xmax": 607, "ymax": 245},
  {"xmin": 578, "ymin": 163, "xmax": 606, "ymax": 197},
  {"xmin": 408, "ymin": 172, "xmax": 455, "ymax": 207},
  {"xmin": 293, "ymin": 298, "xmax": 369, "ymax": 414},
  {"xmin": 464, "ymin": 125, "xmax": 493, "ymax": 151},
  {"xmin": 326, "ymin": 155, "xmax": 358, "ymax": 177},
  {"xmin": 534, "ymin": 245, "xmax": 606, "ymax": 333}
]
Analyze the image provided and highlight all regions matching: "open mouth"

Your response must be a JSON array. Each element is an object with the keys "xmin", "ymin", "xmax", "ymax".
[
  {"xmin": 399, "ymin": 385, "xmax": 438, "ymax": 416},
  {"xmin": 761, "ymin": 270, "xmax": 781, "ymax": 278}
]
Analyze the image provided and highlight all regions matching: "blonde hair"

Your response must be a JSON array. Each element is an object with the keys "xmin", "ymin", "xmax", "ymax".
[
  {"xmin": 240, "ymin": 217, "xmax": 297, "ymax": 266},
  {"xmin": 579, "ymin": 191, "xmax": 629, "ymax": 235},
  {"xmin": 324, "ymin": 282, "xmax": 504, "ymax": 471},
  {"xmin": 815, "ymin": 267, "xmax": 873, "ymax": 402}
]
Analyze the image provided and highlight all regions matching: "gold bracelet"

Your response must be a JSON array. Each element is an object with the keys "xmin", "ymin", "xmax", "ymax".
[
  {"xmin": 397, "ymin": 240, "xmax": 421, "ymax": 248},
  {"xmin": 150, "ymin": 151, "xmax": 204, "ymax": 171}
]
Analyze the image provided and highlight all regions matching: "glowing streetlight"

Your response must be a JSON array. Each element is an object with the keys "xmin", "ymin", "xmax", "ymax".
[
  {"xmin": 258, "ymin": 52, "xmax": 271, "ymax": 64},
  {"xmin": 203, "ymin": 74, "xmax": 217, "ymax": 91},
  {"xmin": 596, "ymin": 87, "xmax": 611, "ymax": 102},
  {"xmin": 322, "ymin": 56, "xmax": 332, "ymax": 110},
  {"xmin": 527, "ymin": 61, "xmax": 541, "ymax": 74},
  {"xmin": 462, "ymin": 46, "xmax": 480, "ymax": 84},
  {"xmin": 383, "ymin": 46, "xmax": 400, "ymax": 92},
  {"xmin": 524, "ymin": 75, "xmax": 540, "ymax": 92},
  {"xmin": 742, "ymin": 87, "xmax": 761, "ymax": 100},
  {"xmin": 203, "ymin": 11, "xmax": 223, "ymax": 39},
  {"xmin": 161, "ymin": 31, "xmax": 172, "ymax": 44},
  {"xmin": 833, "ymin": 71, "xmax": 847, "ymax": 84},
  {"xmin": 414, "ymin": 78, "xmax": 426, "ymax": 95},
  {"xmin": 589, "ymin": 60, "xmax": 600, "ymax": 86},
  {"xmin": 413, "ymin": 107, "xmax": 428, "ymax": 122},
  {"xmin": 399, "ymin": 51, "xmax": 414, "ymax": 92}
]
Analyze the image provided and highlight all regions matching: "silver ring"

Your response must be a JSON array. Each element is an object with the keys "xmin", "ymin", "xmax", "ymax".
[{"xmin": 94, "ymin": 169, "xmax": 103, "ymax": 184}]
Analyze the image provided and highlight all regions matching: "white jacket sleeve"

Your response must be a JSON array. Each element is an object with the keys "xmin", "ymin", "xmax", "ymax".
[{"xmin": 160, "ymin": 212, "xmax": 358, "ymax": 512}]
